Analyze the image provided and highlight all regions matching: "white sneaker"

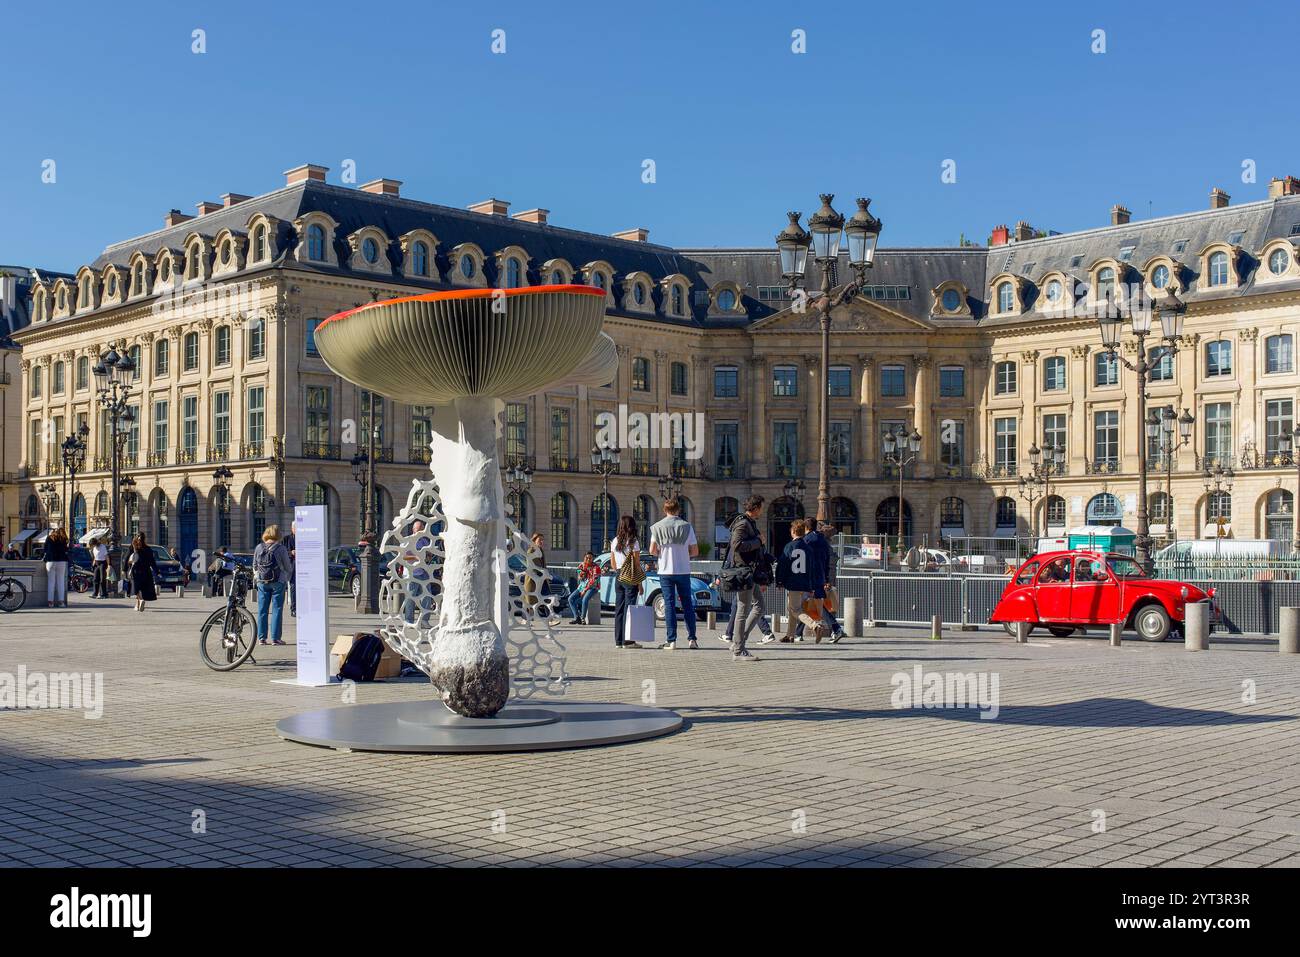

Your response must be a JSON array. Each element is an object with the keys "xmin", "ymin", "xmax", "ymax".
[
  {"xmin": 718, "ymin": 633, "xmax": 732, "ymax": 643},
  {"xmin": 759, "ymin": 632, "xmax": 777, "ymax": 644},
  {"xmin": 732, "ymin": 651, "xmax": 759, "ymax": 661},
  {"xmin": 658, "ymin": 642, "xmax": 675, "ymax": 651}
]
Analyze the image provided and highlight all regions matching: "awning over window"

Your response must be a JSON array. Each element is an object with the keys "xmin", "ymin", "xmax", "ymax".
[
  {"xmin": 10, "ymin": 528, "xmax": 38, "ymax": 544},
  {"xmin": 79, "ymin": 527, "xmax": 111, "ymax": 545}
]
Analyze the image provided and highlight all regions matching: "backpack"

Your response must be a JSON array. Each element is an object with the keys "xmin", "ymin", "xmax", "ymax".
[
  {"xmin": 339, "ymin": 633, "xmax": 385, "ymax": 682},
  {"xmin": 254, "ymin": 543, "xmax": 280, "ymax": 584}
]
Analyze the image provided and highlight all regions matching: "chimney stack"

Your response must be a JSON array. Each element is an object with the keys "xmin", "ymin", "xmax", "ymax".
[
  {"xmin": 195, "ymin": 201, "xmax": 222, "ymax": 216},
  {"xmin": 284, "ymin": 164, "xmax": 328, "ymax": 186},
  {"xmin": 164, "ymin": 209, "xmax": 194, "ymax": 227},
  {"xmin": 613, "ymin": 227, "xmax": 650, "ymax": 243},
  {"xmin": 221, "ymin": 193, "xmax": 252, "ymax": 208},
  {"xmin": 512, "ymin": 208, "xmax": 549, "ymax": 225},
  {"xmin": 467, "ymin": 198, "xmax": 510, "ymax": 216},
  {"xmin": 359, "ymin": 178, "xmax": 402, "ymax": 197},
  {"xmin": 1111, "ymin": 204, "xmax": 1131, "ymax": 226},
  {"xmin": 1210, "ymin": 187, "xmax": 1231, "ymax": 209},
  {"xmin": 989, "ymin": 224, "xmax": 1010, "ymax": 247},
  {"xmin": 1013, "ymin": 221, "xmax": 1034, "ymax": 242},
  {"xmin": 1269, "ymin": 176, "xmax": 1300, "ymax": 198}
]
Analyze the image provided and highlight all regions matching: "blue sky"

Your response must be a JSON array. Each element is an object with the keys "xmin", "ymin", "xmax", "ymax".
[{"xmin": 4, "ymin": 0, "xmax": 1298, "ymax": 272}]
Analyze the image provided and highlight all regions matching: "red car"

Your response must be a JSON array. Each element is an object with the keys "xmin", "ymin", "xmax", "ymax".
[{"xmin": 989, "ymin": 550, "xmax": 1213, "ymax": 642}]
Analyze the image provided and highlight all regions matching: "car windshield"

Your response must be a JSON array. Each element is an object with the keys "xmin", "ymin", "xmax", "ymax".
[
  {"xmin": 150, "ymin": 546, "xmax": 174, "ymax": 563},
  {"xmin": 1107, "ymin": 556, "xmax": 1149, "ymax": 579}
]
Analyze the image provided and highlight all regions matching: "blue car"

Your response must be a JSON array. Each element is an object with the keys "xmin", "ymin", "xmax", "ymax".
[{"xmin": 593, "ymin": 552, "xmax": 723, "ymax": 622}]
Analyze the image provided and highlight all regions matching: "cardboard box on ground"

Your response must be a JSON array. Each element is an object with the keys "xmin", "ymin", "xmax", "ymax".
[{"xmin": 331, "ymin": 634, "xmax": 402, "ymax": 680}]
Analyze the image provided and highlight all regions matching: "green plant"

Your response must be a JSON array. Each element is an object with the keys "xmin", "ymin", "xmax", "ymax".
[{"xmin": 697, "ymin": 542, "xmax": 712, "ymax": 560}]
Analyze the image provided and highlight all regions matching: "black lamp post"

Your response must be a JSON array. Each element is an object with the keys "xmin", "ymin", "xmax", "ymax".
[
  {"xmin": 92, "ymin": 349, "xmax": 136, "ymax": 581},
  {"xmin": 210, "ymin": 466, "xmax": 232, "ymax": 549},
  {"xmin": 37, "ymin": 482, "xmax": 58, "ymax": 524},
  {"xmin": 350, "ymin": 422, "xmax": 381, "ymax": 613},
  {"xmin": 657, "ymin": 471, "xmax": 682, "ymax": 503},
  {"xmin": 1279, "ymin": 424, "xmax": 1300, "ymax": 551},
  {"xmin": 504, "ymin": 463, "xmax": 533, "ymax": 529},
  {"xmin": 1202, "ymin": 462, "xmax": 1234, "ymax": 539},
  {"xmin": 782, "ymin": 477, "xmax": 806, "ymax": 513},
  {"xmin": 1098, "ymin": 285, "xmax": 1185, "ymax": 573},
  {"xmin": 777, "ymin": 195, "xmax": 882, "ymax": 523},
  {"xmin": 1150, "ymin": 407, "xmax": 1194, "ymax": 544},
  {"xmin": 591, "ymin": 442, "xmax": 620, "ymax": 552},
  {"xmin": 61, "ymin": 423, "xmax": 89, "ymax": 537},
  {"xmin": 882, "ymin": 426, "xmax": 921, "ymax": 548},
  {"xmin": 119, "ymin": 475, "xmax": 138, "ymax": 540},
  {"xmin": 1018, "ymin": 442, "xmax": 1064, "ymax": 540}
]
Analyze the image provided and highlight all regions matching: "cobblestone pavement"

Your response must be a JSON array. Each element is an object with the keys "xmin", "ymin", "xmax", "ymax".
[{"xmin": 1, "ymin": 592, "xmax": 1298, "ymax": 867}]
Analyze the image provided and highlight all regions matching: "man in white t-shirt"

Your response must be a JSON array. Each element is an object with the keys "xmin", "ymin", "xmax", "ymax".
[{"xmin": 649, "ymin": 498, "xmax": 699, "ymax": 649}]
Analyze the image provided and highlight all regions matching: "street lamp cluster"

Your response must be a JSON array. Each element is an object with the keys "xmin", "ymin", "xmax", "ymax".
[
  {"xmin": 882, "ymin": 426, "xmax": 921, "ymax": 547},
  {"xmin": 1148, "ymin": 407, "xmax": 1194, "ymax": 542},
  {"xmin": 350, "ymin": 423, "xmax": 382, "ymax": 613},
  {"xmin": 1017, "ymin": 442, "xmax": 1065, "ymax": 539},
  {"xmin": 591, "ymin": 442, "xmax": 620, "ymax": 552},
  {"xmin": 91, "ymin": 348, "xmax": 137, "ymax": 578},
  {"xmin": 777, "ymin": 194, "xmax": 882, "ymax": 524}
]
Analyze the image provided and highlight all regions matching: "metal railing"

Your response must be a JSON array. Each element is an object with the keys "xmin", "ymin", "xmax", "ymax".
[{"xmin": 302, "ymin": 442, "xmax": 340, "ymax": 460}]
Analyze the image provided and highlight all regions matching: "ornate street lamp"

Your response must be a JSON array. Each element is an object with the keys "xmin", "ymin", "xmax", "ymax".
[
  {"xmin": 882, "ymin": 426, "xmax": 921, "ymax": 548},
  {"xmin": 93, "ymin": 348, "xmax": 135, "ymax": 582},
  {"xmin": 777, "ymin": 194, "xmax": 882, "ymax": 523},
  {"xmin": 37, "ymin": 482, "xmax": 58, "ymax": 523},
  {"xmin": 61, "ymin": 423, "xmax": 89, "ymax": 537},
  {"xmin": 350, "ymin": 422, "xmax": 381, "ymax": 613},
  {"xmin": 591, "ymin": 442, "xmax": 620, "ymax": 552},
  {"xmin": 504, "ymin": 463, "xmax": 533, "ymax": 529},
  {"xmin": 657, "ymin": 472, "xmax": 682, "ymax": 503},
  {"xmin": 1203, "ymin": 462, "xmax": 1234, "ymax": 539},
  {"xmin": 119, "ymin": 474, "xmax": 138, "ymax": 539},
  {"xmin": 1097, "ymin": 286, "xmax": 1183, "ymax": 572},
  {"xmin": 210, "ymin": 466, "xmax": 232, "ymax": 549},
  {"xmin": 782, "ymin": 478, "xmax": 806, "ymax": 510}
]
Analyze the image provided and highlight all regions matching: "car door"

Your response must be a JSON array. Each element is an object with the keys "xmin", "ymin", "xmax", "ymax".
[
  {"xmin": 1069, "ymin": 556, "xmax": 1116, "ymax": 623},
  {"xmin": 1033, "ymin": 556, "xmax": 1073, "ymax": 621}
]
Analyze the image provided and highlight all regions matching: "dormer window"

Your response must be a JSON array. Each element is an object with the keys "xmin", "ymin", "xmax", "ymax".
[
  {"xmin": 1044, "ymin": 279, "xmax": 1062, "ymax": 304},
  {"xmin": 592, "ymin": 270, "xmax": 607, "ymax": 291},
  {"xmin": 1208, "ymin": 251, "xmax": 1229, "ymax": 286},
  {"xmin": 362, "ymin": 238, "xmax": 379, "ymax": 264},
  {"xmin": 252, "ymin": 224, "xmax": 267, "ymax": 261},
  {"xmin": 460, "ymin": 254, "xmax": 475, "ymax": 279},
  {"xmin": 1151, "ymin": 264, "xmax": 1169, "ymax": 289},
  {"xmin": 505, "ymin": 257, "xmax": 523, "ymax": 288},
  {"xmin": 1268, "ymin": 247, "xmax": 1291, "ymax": 276},
  {"xmin": 671, "ymin": 285, "xmax": 683, "ymax": 316},
  {"xmin": 997, "ymin": 282, "xmax": 1014, "ymax": 313},
  {"xmin": 307, "ymin": 224, "xmax": 326, "ymax": 261},
  {"xmin": 131, "ymin": 262, "xmax": 145, "ymax": 296},
  {"xmin": 412, "ymin": 241, "xmax": 429, "ymax": 277},
  {"xmin": 220, "ymin": 240, "xmax": 232, "ymax": 266},
  {"xmin": 633, "ymin": 283, "xmax": 646, "ymax": 306},
  {"xmin": 550, "ymin": 269, "xmax": 564, "ymax": 285},
  {"xmin": 78, "ymin": 275, "xmax": 91, "ymax": 306},
  {"xmin": 159, "ymin": 257, "xmax": 171, "ymax": 282},
  {"xmin": 717, "ymin": 289, "xmax": 736, "ymax": 312},
  {"xmin": 942, "ymin": 288, "xmax": 961, "ymax": 310},
  {"xmin": 186, "ymin": 246, "xmax": 202, "ymax": 279},
  {"xmin": 106, "ymin": 273, "xmax": 117, "ymax": 297},
  {"xmin": 1096, "ymin": 266, "xmax": 1115, "ymax": 300}
]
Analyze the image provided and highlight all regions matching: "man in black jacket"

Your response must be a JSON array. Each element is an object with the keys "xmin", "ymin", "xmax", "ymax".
[{"xmin": 724, "ymin": 495, "xmax": 766, "ymax": 661}]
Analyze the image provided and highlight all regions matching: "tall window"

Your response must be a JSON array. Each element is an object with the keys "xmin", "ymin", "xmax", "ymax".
[
  {"xmin": 1266, "ymin": 334, "xmax": 1293, "ymax": 374},
  {"xmin": 1043, "ymin": 413, "xmax": 1067, "ymax": 461},
  {"xmin": 1042, "ymin": 356, "xmax": 1066, "ymax": 391},
  {"xmin": 125, "ymin": 405, "xmax": 140, "ymax": 457},
  {"xmin": 631, "ymin": 357, "xmax": 649, "ymax": 392},
  {"xmin": 670, "ymin": 361, "xmax": 688, "ymax": 396},
  {"xmin": 939, "ymin": 365, "xmax": 965, "ymax": 397},
  {"xmin": 713, "ymin": 365, "xmax": 738, "ymax": 398},
  {"xmin": 360, "ymin": 390, "xmax": 386, "ymax": 445},
  {"xmin": 1148, "ymin": 346, "xmax": 1174, "ymax": 381},
  {"xmin": 773, "ymin": 422, "xmax": 798, "ymax": 477},
  {"xmin": 214, "ymin": 325, "xmax": 231, "ymax": 366},
  {"xmin": 1265, "ymin": 490, "xmax": 1293, "ymax": 544},
  {"xmin": 828, "ymin": 365, "xmax": 852, "ymax": 397},
  {"xmin": 1096, "ymin": 266, "xmax": 1115, "ymax": 300},
  {"xmin": 1266, "ymin": 399, "xmax": 1293, "ymax": 460},
  {"xmin": 1148, "ymin": 405, "xmax": 1173, "ymax": 464},
  {"xmin": 153, "ymin": 400, "xmax": 169, "ymax": 455},
  {"xmin": 940, "ymin": 421, "xmax": 965, "ymax": 468},
  {"xmin": 1093, "ymin": 410, "xmax": 1119, "ymax": 467},
  {"xmin": 671, "ymin": 285, "xmax": 683, "ymax": 316},
  {"xmin": 994, "ymin": 417, "xmax": 1017, "ymax": 471},
  {"xmin": 154, "ymin": 339, "xmax": 169, "ymax": 377},
  {"xmin": 1204, "ymin": 402, "xmax": 1232, "ymax": 466},
  {"xmin": 28, "ymin": 419, "xmax": 41, "ymax": 468},
  {"xmin": 993, "ymin": 361, "xmax": 1016, "ymax": 395},
  {"xmin": 307, "ymin": 224, "xmax": 326, "ymax": 261},
  {"xmin": 246, "ymin": 387, "xmax": 265, "ymax": 444},
  {"xmin": 772, "ymin": 365, "xmax": 798, "ymax": 396},
  {"xmin": 505, "ymin": 402, "xmax": 528, "ymax": 463},
  {"xmin": 76, "ymin": 356, "xmax": 89, "ymax": 391},
  {"xmin": 1207, "ymin": 251, "xmax": 1229, "ymax": 286},
  {"xmin": 1094, "ymin": 351, "xmax": 1119, "ymax": 386},
  {"xmin": 880, "ymin": 364, "xmax": 905, "ymax": 397},
  {"xmin": 997, "ymin": 281, "xmax": 1014, "ymax": 313},
  {"xmin": 504, "ymin": 258, "xmax": 523, "ymax": 288},
  {"xmin": 247, "ymin": 318, "xmax": 266, "ymax": 360},
  {"xmin": 252, "ymin": 224, "xmax": 267, "ymax": 261},
  {"xmin": 829, "ymin": 421, "xmax": 851, "ymax": 476},
  {"xmin": 305, "ymin": 386, "xmax": 331, "ymax": 447},
  {"xmin": 1207, "ymin": 491, "xmax": 1232, "ymax": 523},
  {"xmin": 995, "ymin": 497, "xmax": 1017, "ymax": 529},
  {"xmin": 212, "ymin": 391, "xmax": 231, "ymax": 451},
  {"xmin": 410, "ymin": 406, "xmax": 433, "ymax": 454},
  {"xmin": 1205, "ymin": 339, "xmax": 1233, "ymax": 377},
  {"xmin": 550, "ymin": 493, "xmax": 570, "ymax": 551},
  {"xmin": 549, "ymin": 408, "xmax": 570, "ymax": 469},
  {"xmin": 53, "ymin": 361, "xmax": 64, "ymax": 394},
  {"xmin": 412, "ymin": 241, "xmax": 429, "ymax": 277},
  {"xmin": 128, "ymin": 345, "xmax": 142, "ymax": 382},
  {"xmin": 1045, "ymin": 495, "xmax": 1066, "ymax": 531},
  {"xmin": 30, "ymin": 365, "xmax": 41, "ymax": 399},
  {"xmin": 182, "ymin": 396, "xmax": 199, "ymax": 454},
  {"xmin": 714, "ymin": 422, "xmax": 739, "ymax": 477},
  {"xmin": 940, "ymin": 497, "xmax": 965, "ymax": 529},
  {"xmin": 183, "ymin": 332, "xmax": 199, "ymax": 371}
]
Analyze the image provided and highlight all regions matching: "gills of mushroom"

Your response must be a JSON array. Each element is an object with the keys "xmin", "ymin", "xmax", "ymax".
[{"xmin": 313, "ymin": 286, "xmax": 610, "ymax": 717}]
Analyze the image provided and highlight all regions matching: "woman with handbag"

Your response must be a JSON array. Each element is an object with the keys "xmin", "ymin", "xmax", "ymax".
[
  {"xmin": 129, "ymin": 534, "xmax": 159, "ymax": 612},
  {"xmin": 610, "ymin": 515, "xmax": 644, "ymax": 648},
  {"xmin": 721, "ymin": 495, "xmax": 766, "ymax": 661}
]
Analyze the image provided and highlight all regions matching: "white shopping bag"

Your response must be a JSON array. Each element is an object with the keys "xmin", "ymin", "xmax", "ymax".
[{"xmin": 625, "ymin": 604, "xmax": 655, "ymax": 644}]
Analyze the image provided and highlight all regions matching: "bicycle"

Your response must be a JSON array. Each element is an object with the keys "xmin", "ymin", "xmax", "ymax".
[
  {"xmin": 0, "ymin": 576, "xmax": 27, "ymax": 613},
  {"xmin": 199, "ymin": 567, "xmax": 259, "ymax": 671}
]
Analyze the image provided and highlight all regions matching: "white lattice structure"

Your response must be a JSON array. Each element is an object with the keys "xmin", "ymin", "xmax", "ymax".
[{"xmin": 379, "ymin": 478, "xmax": 568, "ymax": 702}]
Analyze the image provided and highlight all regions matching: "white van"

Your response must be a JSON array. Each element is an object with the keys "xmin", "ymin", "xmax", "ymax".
[{"xmin": 1155, "ymin": 539, "xmax": 1287, "ymax": 561}]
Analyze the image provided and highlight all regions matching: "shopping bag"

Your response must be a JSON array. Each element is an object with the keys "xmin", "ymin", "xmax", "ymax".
[
  {"xmin": 625, "ymin": 604, "xmax": 655, "ymax": 644},
  {"xmin": 823, "ymin": 585, "xmax": 839, "ymax": 614}
]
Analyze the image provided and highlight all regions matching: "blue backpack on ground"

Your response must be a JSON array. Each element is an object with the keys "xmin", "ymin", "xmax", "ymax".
[{"xmin": 339, "ymin": 633, "xmax": 385, "ymax": 682}]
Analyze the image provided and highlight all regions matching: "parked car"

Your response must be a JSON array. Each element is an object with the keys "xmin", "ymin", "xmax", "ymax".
[
  {"xmin": 593, "ymin": 552, "xmax": 724, "ymax": 621},
  {"xmin": 504, "ymin": 554, "xmax": 571, "ymax": 612},
  {"xmin": 67, "ymin": 544, "xmax": 93, "ymax": 570},
  {"xmin": 989, "ymin": 550, "xmax": 1214, "ymax": 641},
  {"xmin": 147, "ymin": 545, "xmax": 186, "ymax": 591},
  {"xmin": 327, "ymin": 545, "xmax": 394, "ymax": 598}
]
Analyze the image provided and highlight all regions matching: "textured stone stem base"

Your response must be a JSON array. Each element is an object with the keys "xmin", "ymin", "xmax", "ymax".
[{"xmin": 426, "ymin": 396, "xmax": 509, "ymax": 717}]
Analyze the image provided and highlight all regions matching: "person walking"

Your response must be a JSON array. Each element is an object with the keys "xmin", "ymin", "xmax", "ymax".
[
  {"xmin": 776, "ymin": 519, "xmax": 811, "ymax": 642},
  {"xmin": 567, "ymin": 551, "xmax": 600, "ymax": 624},
  {"xmin": 648, "ymin": 497, "xmax": 699, "ymax": 650},
  {"xmin": 523, "ymin": 532, "xmax": 546, "ymax": 609},
  {"xmin": 610, "ymin": 515, "xmax": 643, "ymax": 648},
  {"xmin": 129, "ymin": 534, "xmax": 159, "ymax": 611},
  {"xmin": 722, "ymin": 495, "xmax": 766, "ymax": 661},
  {"xmin": 794, "ymin": 520, "xmax": 845, "ymax": 643},
  {"xmin": 171, "ymin": 546, "xmax": 190, "ymax": 587},
  {"xmin": 43, "ymin": 527, "xmax": 70, "ymax": 608},
  {"xmin": 283, "ymin": 522, "xmax": 298, "ymax": 617},
  {"xmin": 253, "ymin": 524, "xmax": 294, "ymax": 645},
  {"xmin": 90, "ymin": 537, "xmax": 110, "ymax": 599}
]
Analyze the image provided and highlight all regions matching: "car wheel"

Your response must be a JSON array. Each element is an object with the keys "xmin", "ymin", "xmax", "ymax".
[
  {"xmin": 651, "ymin": 593, "xmax": 666, "ymax": 621},
  {"xmin": 1047, "ymin": 625, "xmax": 1076, "ymax": 638},
  {"xmin": 1001, "ymin": 622, "xmax": 1035, "ymax": 636},
  {"xmin": 350, "ymin": 574, "xmax": 361, "ymax": 600},
  {"xmin": 1134, "ymin": 604, "xmax": 1171, "ymax": 642}
]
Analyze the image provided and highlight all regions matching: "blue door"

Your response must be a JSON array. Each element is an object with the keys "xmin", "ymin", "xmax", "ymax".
[
  {"xmin": 591, "ymin": 493, "xmax": 618, "ymax": 555},
  {"xmin": 179, "ymin": 487, "xmax": 198, "ymax": 565},
  {"xmin": 72, "ymin": 494, "xmax": 87, "ymax": 541}
]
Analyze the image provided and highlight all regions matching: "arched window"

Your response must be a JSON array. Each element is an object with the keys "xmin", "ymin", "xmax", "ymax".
[
  {"xmin": 79, "ymin": 275, "xmax": 92, "ymax": 306},
  {"xmin": 1207, "ymin": 491, "xmax": 1232, "ymax": 524},
  {"xmin": 591, "ymin": 493, "xmax": 618, "ymax": 554},
  {"xmin": 187, "ymin": 245, "xmax": 203, "ymax": 279},
  {"xmin": 1266, "ymin": 490, "xmax": 1293, "ymax": 544},
  {"xmin": 997, "ymin": 281, "xmax": 1014, "ymax": 313},
  {"xmin": 459, "ymin": 254, "xmax": 475, "ymax": 279},
  {"xmin": 24, "ymin": 494, "xmax": 40, "ymax": 517},
  {"xmin": 714, "ymin": 497, "xmax": 739, "ymax": 527},
  {"xmin": 154, "ymin": 492, "xmax": 169, "ymax": 547},
  {"xmin": 1208, "ymin": 251, "xmax": 1229, "ymax": 286},
  {"xmin": 671, "ymin": 285, "xmax": 684, "ymax": 316},
  {"xmin": 1044, "ymin": 494, "xmax": 1067, "ymax": 532},
  {"xmin": 249, "ymin": 485, "xmax": 268, "ymax": 547},
  {"xmin": 632, "ymin": 357, "xmax": 650, "ymax": 392},
  {"xmin": 1086, "ymin": 492, "xmax": 1123, "ymax": 525},
  {"xmin": 178, "ymin": 486, "xmax": 199, "ymax": 561},
  {"xmin": 591, "ymin": 270, "xmax": 607, "ymax": 291},
  {"xmin": 1043, "ymin": 355, "xmax": 1066, "ymax": 391},
  {"xmin": 505, "ymin": 258, "xmax": 523, "ymax": 288},
  {"xmin": 940, "ymin": 496, "xmax": 965, "ymax": 530},
  {"xmin": 995, "ymin": 496, "xmax": 1017, "ymax": 530},
  {"xmin": 252, "ymin": 224, "xmax": 267, "ymax": 261},
  {"xmin": 71, "ymin": 493, "xmax": 87, "ymax": 540},
  {"xmin": 131, "ymin": 261, "xmax": 145, "ymax": 296},
  {"xmin": 412, "ymin": 241, "xmax": 429, "ymax": 277},
  {"xmin": 550, "ymin": 269, "xmax": 564, "ymax": 285},
  {"xmin": 550, "ymin": 493, "xmax": 571, "ymax": 552},
  {"xmin": 213, "ymin": 325, "xmax": 231, "ymax": 366},
  {"xmin": 874, "ymin": 496, "xmax": 911, "ymax": 545},
  {"xmin": 307, "ymin": 224, "xmax": 326, "ymax": 261},
  {"xmin": 1096, "ymin": 266, "xmax": 1115, "ymax": 300}
]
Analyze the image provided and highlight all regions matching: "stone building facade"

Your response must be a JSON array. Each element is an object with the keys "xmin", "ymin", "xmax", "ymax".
[{"xmin": 10, "ymin": 165, "xmax": 1300, "ymax": 560}]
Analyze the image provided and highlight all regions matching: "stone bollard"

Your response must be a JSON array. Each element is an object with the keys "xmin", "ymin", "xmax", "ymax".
[
  {"xmin": 1185, "ymin": 602, "xmax": 1209, "ymax": 651},
  {"xmin": 707, "ymin": 611, "xmax": 717, "ymax": 630},
  {"xmin": 584, "ymin": 600, "xmax": 601, "ymax": 625},
  {"xmin": 1279, "ymin": 606, "xmax": 1299, "ymax": 655},
  {"xmin": 176, "ymin": 585, "xmax": 185, "ymax": 598},
  {"xmin": 844, "ymin": 597, "xmax": 862, "ymax": 637},
  {"xmin": 1015, "ymin": 621, "xmax": 1030, "ymax": 644},
  {"xmin": 930, "ymin": 614, "xmax": 942, "ymax": 640},
  {"xmin": 1109, "ymin": 622, "xmax": 1122, "ymax": 647}
]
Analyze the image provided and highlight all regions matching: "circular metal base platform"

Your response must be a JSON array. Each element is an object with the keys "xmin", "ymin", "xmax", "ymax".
[{"xmin": 276, "ymin": 700, "xmax": 683, "ymax": 753}]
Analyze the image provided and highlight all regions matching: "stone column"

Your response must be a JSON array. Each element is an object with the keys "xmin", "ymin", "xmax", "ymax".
[
  {"xmin": 748, "ymin": 355, "xmax": 768, "ymax": 479},
  {"xmin": 914, "ymin": 354, "xmax": 933, "ymax": 478},
  {"xmin": 804, "ymin": 352, "xmax": 820, "ymax": 480},
  {"xmin": 858, "ymin": 354, "xmax": 874, "ymax": 478},
  {"xmin": 1069, "ymin": 345, "xmax": 1089, "ymax": 474}
]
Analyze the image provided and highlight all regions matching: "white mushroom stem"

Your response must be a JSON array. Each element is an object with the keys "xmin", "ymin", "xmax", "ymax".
[{"xmin": 424, "ymin": 396, "xmax": 510, "ymax": 717}]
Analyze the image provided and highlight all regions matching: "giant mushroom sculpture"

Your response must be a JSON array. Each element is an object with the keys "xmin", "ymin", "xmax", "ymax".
[{"xmin": 314, "ymin": 286, "xmax": 617, "ymax": 717}]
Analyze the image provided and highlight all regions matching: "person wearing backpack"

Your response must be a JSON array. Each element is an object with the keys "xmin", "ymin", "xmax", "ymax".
[
  {"xmin": 253, "ymin": 524, "xmax": 294, "ymax": 646},
  {"xmin": 776, "ymin": 519, "xmax": 812, "ymax": 642},
  {"xmin": 721, "ymin": 495, "xmax": 766, "ymax": 661}
]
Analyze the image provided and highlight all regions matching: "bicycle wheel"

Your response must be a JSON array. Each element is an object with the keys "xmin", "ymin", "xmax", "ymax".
[
  {"xmin": 0, "ymin": 578, "xmax": 27, "ymax": 613},
  {"xmin": 199, "ymin": 605, "xmax": 259, "ymax": 671}
]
